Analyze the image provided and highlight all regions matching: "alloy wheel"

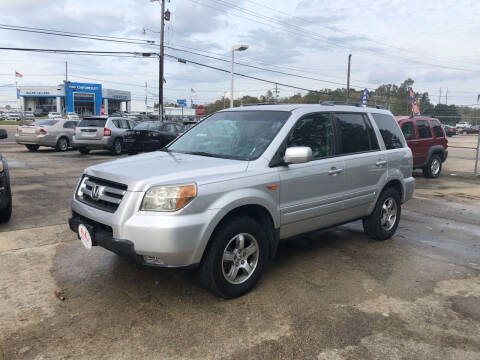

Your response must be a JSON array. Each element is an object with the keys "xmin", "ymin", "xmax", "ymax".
[
  {"xmin": 380, "ymin": 197, "xmax": 397, "ymax": 231},
  {"xmin": 222, "ymin": 233, "xmax": 259, "ymax": 284}
]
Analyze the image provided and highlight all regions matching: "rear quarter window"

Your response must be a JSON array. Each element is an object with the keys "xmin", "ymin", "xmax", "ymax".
[
  {"xmin": 431, "ymin": 120, "xmax": 444, "ymax": 138},
  {"xmin": 401, "ymin": 122, "xmax": 416, "ymax": 140},
  {"xmin": 371, "ymin": 113, "xmax": 405, "ymax": 149}
]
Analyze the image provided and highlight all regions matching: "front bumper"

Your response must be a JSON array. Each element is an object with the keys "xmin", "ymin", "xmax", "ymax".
[{"xmin": 70, "ymin": 194, "xmax": 217, "ymax": 267}]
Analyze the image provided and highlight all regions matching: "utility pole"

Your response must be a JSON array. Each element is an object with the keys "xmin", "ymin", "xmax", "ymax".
[
  {"xmin": 438, "ymin": 87, "xmax": 442, "ymax": 104},
  {"xmin": 346, "ymin": 54, "xmax": 352, "ymax": 103},
  {"xmin": 159, "ymin": 0, "xmax": 165, "ymax": 122},
  {"xmin": 274, "ymin": 83, "xmax": 279, "ymax": 103},
  {"xmin": 445, "ymin": 87, "xmax": 448, "ymax": 105}
]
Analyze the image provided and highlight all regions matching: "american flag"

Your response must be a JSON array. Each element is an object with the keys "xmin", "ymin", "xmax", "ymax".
[
  {"xmin": 408, "ymin": 87, "xmax": 420, "ymax": 116},
  {"xmin": 15, "ymin": 71, "xmax": 23, "ymax": 78}
]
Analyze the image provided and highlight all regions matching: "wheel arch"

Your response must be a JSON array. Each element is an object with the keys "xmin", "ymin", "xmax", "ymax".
[{"xmin": 199, "ymin": 203, "xmax": 279, "ymax": 264}]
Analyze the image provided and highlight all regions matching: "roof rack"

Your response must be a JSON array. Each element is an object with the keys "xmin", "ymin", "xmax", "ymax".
[{"xmin": 320, "ymin": 101, "xmax": 385, "ymax": 109}]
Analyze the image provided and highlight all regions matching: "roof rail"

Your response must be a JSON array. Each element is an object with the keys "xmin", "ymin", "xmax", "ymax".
[{"xmin": 320, "ymin": 101, "xmax": 385, "ymax": 109}]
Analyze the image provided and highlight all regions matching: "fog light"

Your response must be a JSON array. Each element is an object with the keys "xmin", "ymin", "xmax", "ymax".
[{"xmin": 143, "ymin": 255, "xmax": 165, "ymax": 265}]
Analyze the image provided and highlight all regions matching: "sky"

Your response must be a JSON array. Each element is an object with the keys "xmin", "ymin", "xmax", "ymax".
[{"xmin": 1, "ymin": 0, "xmax": 480, "ymax": 110}]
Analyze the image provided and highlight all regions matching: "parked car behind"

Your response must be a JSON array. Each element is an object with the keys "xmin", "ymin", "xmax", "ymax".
[
  {"xmin": 48, "ymin": 112, "xmax": 62, "ymax": 119},
  {"xmin": 179, "ymin": 120, "xmax": 198, "ymax": 135},
  {"xmin": 124, "ymin": 121, "xmax": 181, "ymax": 154},
  {"xmin": 443, "ymin": 124, "xmax": 457, "ymax": 137},
  {"xmin": 396, "ymin": 116, "xmax": 448, "ymax": 178},
  {"xmin": 0, "ymin": 129, "xmax": 12, "ymax": 222},
  {"xmin": 70, "ymin": 104, "xmax": 415, "ymax": 298},
  {"xmin": 67, "ymin": 112, "xmax": 80, "ymax": 121},
  {"xmin": 23, "ymin": 111, "xmax": 35, "ymax": 121},
  {"xmin": 15, "ymin": 118, "xmax": 78, "ymax": 152},
  {"xmin": 7, "ymin": 112, "xmax": 21, "ymax": 121},
  {"xmin": 73, "ymin": 116, "xmax": 137, "ymax": 155},
  {"xmin": 459, "ymin": 126, "xmax": 479, "ymax": 135},
  {"xmin": 34, "ymin": 108, "xmax": 48, "ymax": 117}
]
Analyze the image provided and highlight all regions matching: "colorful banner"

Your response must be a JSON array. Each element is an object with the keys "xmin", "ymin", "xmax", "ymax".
[
  {"xmin": 408, "ymin": 87, "xmax": 420, "ymax": 116},
  {"xmin": 361, "ymin": 88, "xmax": 368, "ymax": 105}
]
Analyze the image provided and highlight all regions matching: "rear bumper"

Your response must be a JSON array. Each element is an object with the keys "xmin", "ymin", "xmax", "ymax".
[
  {"xmin": 15, "ymin": 134, "xmax": 56, "ymax": 146},
  {"xmin": 403, "ymin": 176, "xmax": 415, "ymax": 203},
  {"xmin": 443, "ymin": 150, "xmax": 448, "ymax": 162},
  {"xmin": 73, "ymin": 137, "xmax": 113, "ymax": 149}
]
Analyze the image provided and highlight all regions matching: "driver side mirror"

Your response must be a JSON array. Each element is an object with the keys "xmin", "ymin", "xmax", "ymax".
[
  {"xmin": 284, "ymin": 146, "xmax": 312, "ymax": 164},
  {"xmin": 0, "ymin": 129, "xmax": 7, "ymax": 140}
]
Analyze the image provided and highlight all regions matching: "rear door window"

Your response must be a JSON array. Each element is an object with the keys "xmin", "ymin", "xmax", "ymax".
[
  {"xmin": 431, "ymin": 120, "xmax": 444, "ymax": 138},
  {"xmin": 287, "ymin": 112, "xmax": 335, "ymax": 159},
  {"xmin": 416, "ymin": 120, "xmax": 432, "ymax": 139},
  {"xmin": 334, "ymin": 112, "xmax": 379, "ymax": 155},
  {"xmin": 371, "ymin": 113, "xmax": 405, "ymax": 149},
  {"xmin": 118, "ymin": 119, "xmax": 129, "ymax": 129},
  {"xmin": 63, "ymin": 121, "xmax": 77, "ymax": 129},
  {"xmin": 78, "ymin": 119, "xmax": 107, "ymax": 127},
  {"xmin": 401, "ymin": 122, "xmax": 416, "ymax": 140}
]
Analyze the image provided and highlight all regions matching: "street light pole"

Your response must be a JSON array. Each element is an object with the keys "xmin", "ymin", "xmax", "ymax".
[
  {"xmin": 159, "ymin": 0, "xmax": 165, "ymax": 121},
  {"xmin": 230, "ymin": 44, "xmax": 248, "ymax": 108}
]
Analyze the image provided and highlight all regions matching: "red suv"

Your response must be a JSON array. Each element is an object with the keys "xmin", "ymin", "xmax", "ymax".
[{"xmin": 395, "ymin": 116, "xmax": 448, "ymax": 178}]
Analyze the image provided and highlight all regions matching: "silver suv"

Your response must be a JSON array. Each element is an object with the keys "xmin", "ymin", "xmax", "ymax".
[
  {"xmin": 69, "ymin": 105, "xmax": 414, "ymax": 298},
  {"xmin": 73, "ymin": 116, "xmax": 137, "ymax": 155}
]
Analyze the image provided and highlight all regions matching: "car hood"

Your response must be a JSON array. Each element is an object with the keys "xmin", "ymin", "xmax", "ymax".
[{"xmin": 85, "ymin": 151, "xmax": 249, "ymax": 192}]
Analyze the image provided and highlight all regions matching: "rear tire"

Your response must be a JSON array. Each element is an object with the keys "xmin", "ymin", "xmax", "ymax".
[
  {"xmin": 78, "ymin": 147, "xmax": 90, "ymax": 155},
  {"xmin": 423, "ymin": 154, "xmax": 442, "ymax": 178},
  {"xmin": 363, "ymin": 188, "xmax": 401, "ymax": 241},
  {"xmin": 25, "ymin": 144, "xmax": 39, "ymax": 152},
  {"xmin": 199, "ymin": 216, "xmax": 267, "ymax": 298},
  {"xmin": 111, "ymin": 139, "xmax": 123, "ymax": 155},
  {"xmin": 0, "ymin": 190, "xmax": 12, "ymax": 223},
  {"xmin": 56, "ymin": 137, "xmax": 69, "ymax": 152}
]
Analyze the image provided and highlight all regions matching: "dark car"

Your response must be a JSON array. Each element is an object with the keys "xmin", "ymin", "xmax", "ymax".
[
  {"xmin": 179, "ymin": 120, "xmax": 198, "ymax": 135},
  {"xmin": 124, "ymin": 121, "xmax": 182, "ymax": 154},
  {"xmin": 0, "ymin": 129, "xmax": 12, "ymax": 222},
  {"xmin": 396, "ymin": 116, "xmax": 448, "ymax": 178},
  {"xmin": 443, "ymin": 124, "xmax": 457, "ymax": 137}
]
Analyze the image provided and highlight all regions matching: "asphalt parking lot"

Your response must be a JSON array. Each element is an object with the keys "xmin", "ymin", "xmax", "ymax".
[{"xmin": 1, "ymin": 137, "xmax": 480, "ymax": 359}]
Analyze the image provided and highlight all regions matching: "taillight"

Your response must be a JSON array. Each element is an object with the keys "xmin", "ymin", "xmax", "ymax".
[
  {"xmin": 73, "ymin": 127, "xmax": 76, "ymax": 136},
  {"xmin": 40, "ymin": 128, "xmax": 47, "ymax": 135},
  {"xmin": 104, "ymin": 128, "xmax": 111, "ymax": 136}
]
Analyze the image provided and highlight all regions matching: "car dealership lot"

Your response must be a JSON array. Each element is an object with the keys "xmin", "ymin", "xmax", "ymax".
[{"xmin": 1, "ymin": 142, "xmax": 480, "ymax": 359}]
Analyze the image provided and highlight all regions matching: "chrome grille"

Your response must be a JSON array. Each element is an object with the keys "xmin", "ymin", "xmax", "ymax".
[{"xmin": 76, "ymin": 176, "xmax": 127, "ymax": 213}]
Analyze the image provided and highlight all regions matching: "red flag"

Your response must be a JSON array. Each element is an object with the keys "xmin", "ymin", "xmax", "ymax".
[{"xmin": 15, "ymin": 71, "xmax": 23, "ymax": 78}]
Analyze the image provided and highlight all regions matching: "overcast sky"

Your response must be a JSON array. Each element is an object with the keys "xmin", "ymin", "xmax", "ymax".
[{"xmin": 1, "ymin": 0, "xmax": 480, "ymax": 110}]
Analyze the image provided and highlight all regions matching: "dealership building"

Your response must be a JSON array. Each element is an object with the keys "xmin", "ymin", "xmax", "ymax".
[{"xmin": 18, "ymin": 82, "xmax": 131, "ymax": 116}]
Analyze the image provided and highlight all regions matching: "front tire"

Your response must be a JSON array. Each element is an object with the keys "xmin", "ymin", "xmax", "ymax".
[
  {"xmin": 56, "ymin": 137, "xmax": 69, "ymax": 152},
  {"xmin": 0, "ymin": 191, "xmax": 12, "ymax": 223},
  {"xmin": 363, "ymin": 188, "xmax": 401, "ymax": 241},
  {"xmin": 423, "ymin": 154, "xmax": 442, "ymax": 178},
  {"xmin": 25, "ymin": 144, "xmax": 39, "ymax": 152},
  {"xmin": 199, "ymin": 216, "xmax": 267, "ymax": 298}
]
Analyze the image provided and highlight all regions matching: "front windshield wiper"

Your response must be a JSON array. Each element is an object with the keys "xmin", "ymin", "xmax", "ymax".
[{"xmin": 182, "ymin": 151, "xmax": 244, "ymax": 160}]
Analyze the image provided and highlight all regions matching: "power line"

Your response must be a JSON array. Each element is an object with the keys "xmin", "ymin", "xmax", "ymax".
[{"xmin": 187, "ymin": 0, "xmax": 480, "ymax": 74}]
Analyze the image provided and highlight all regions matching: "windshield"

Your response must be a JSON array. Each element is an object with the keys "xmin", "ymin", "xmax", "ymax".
[
  {"xmin": 31, "ymin": 120, "xmax": 59, "ymax": 126},
  {"xmin": 167, "ymin": 110, "xmax": 289, "ymax": 160}
]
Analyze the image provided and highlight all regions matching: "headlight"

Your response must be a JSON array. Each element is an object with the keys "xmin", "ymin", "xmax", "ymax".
[
  {"xmin": 141, "ymin": 184, "xmax": 196, "ymax": 212},
  {"xmin": 0, "ymin": 161, "xmax": 3, "ymax": 172}
]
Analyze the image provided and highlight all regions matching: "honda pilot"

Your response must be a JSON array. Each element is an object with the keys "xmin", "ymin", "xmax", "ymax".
[{"xmin": 69, "ymin": 105, "xmax": 415, "ymax": 298}]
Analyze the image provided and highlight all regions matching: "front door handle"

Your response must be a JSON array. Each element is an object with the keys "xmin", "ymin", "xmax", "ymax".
[
  {"xmin": 375, "ymin": 160, "xmax": 387, "ymax": 167},
  {"xmin": 328, "ymin": 167, "xmax": 344, "ymax": 175}
]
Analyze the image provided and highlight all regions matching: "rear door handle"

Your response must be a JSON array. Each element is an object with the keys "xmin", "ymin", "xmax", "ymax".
[
  {"xmin": 375, "ymin": 160, "xmax": 387, "ymax": 167},
  {"xmin": 328, "ymin": 167, "xmax": 344, "ymax": 175}
]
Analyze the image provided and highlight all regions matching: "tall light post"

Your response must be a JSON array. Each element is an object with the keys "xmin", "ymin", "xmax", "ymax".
[{"xmin": 230, "ymin": 44, "xmax": 248, "ymax": 108}]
